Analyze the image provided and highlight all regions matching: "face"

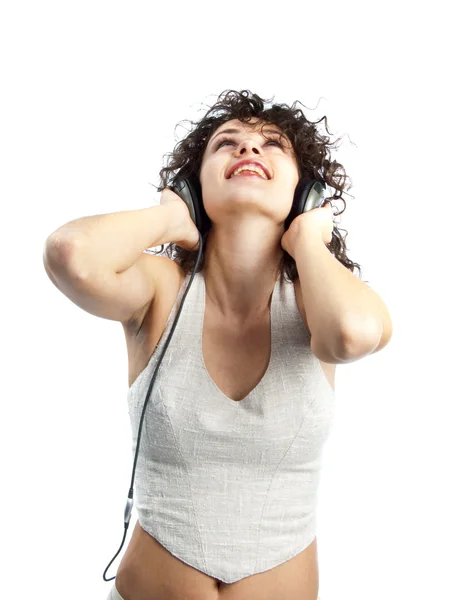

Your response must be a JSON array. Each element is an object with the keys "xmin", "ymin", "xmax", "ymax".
[{"xmin": 199, "ymin": 118, "xmax": 300, "ymax": 226}]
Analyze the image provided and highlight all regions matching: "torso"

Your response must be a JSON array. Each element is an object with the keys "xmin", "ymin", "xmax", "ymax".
[{"xmin": 117, "ymin": 259, "xmax": 334, "ymax": 600}]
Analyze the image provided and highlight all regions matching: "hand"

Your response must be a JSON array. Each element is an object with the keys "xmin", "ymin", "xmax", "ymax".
[
  {"xmin": 160, "ymin": 187, "xmax": 201, "ymax": 252},
  {"xmin": 281, "ymin": 201, "xmax": 333, "ymax": 258}
]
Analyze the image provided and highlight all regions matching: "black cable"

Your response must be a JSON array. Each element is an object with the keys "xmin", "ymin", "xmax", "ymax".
[{"xmin": 103, "ymin": 232, "xmax": 203, "ymax": 582}]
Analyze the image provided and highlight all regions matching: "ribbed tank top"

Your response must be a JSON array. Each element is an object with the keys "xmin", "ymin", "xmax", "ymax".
[{"xmin": 127, "ymin": 269, "xmax": 336, "ymax": 584}]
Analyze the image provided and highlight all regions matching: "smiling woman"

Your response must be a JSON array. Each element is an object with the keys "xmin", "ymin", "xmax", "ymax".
[
  {"xmin": 154, "ymin": 89, "xmax": 363, "ymax": 286},
  {"xmin": 103, "ymin": 90, "xmax": 367, "ymax": 600},
  {"xmin": 45, "ymin": 88, "xmax": 375, "ymax": 600}
]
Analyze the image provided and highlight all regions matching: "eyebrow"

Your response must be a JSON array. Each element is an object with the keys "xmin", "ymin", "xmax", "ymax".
[{"xmin": 209, "ymin": 127, "xmax": 284, "ymax": 146}]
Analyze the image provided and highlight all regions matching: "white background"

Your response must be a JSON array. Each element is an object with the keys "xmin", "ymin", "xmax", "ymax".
[{"xmin": 1, "ymin": 1, "xmax": 463, "ymax": 599}]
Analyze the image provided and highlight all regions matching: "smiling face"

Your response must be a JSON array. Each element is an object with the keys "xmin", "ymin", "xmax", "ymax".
[{"xmin": 199, "ymin": 118, "xmax": 300, "ymax": 227}]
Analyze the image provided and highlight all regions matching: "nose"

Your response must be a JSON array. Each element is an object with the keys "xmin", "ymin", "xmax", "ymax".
[{"xmin": 235, "ymin": 138, "xmax": 261, "ymax": 157}]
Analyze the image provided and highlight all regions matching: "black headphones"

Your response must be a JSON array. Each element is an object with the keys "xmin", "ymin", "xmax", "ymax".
[
  {"xmin": 103, "ymin": 172, "xmax": 327, "ymax": 582},
  {"xmin": 171, "ymin": 174, "xmax": 327, "ymax": 236}
]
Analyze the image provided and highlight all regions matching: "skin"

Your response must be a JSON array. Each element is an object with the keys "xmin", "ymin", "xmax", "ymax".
[{"xmin": 199, "ymin": 118, "xmax": 300, "ymax": 325}]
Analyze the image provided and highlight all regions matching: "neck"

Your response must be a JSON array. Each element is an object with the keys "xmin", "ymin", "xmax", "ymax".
[{"xmin": 202, "ymin": 224, "xmax": 283, "ymax": 323}]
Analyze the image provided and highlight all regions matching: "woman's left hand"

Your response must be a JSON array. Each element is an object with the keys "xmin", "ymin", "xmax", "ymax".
[{"xmin": 281, "ymin": 201, "xmax": 334, "ymax": 258}]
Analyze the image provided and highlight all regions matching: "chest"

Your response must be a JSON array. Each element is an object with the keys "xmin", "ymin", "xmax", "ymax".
[
  {"xmin": 126, "ymin": 276, "xmax": 335, "ymax": 395},
  {"xmin": 202, "ymin": 312, "xmax": 272, "ymax": 402},
  {"xmin": 201, "ymin": 276, "xmax": 335, "ymax": 401}
]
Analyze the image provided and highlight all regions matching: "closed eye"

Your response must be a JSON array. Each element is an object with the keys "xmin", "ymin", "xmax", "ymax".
[{"xmin": 214, "ymin": 136, "xmax": 283, "ymax": 150}]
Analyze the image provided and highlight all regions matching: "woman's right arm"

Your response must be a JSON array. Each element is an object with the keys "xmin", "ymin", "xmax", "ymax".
[{"xmin": 42, "ymin": 190, "xmax": 200, "ymax": 324}]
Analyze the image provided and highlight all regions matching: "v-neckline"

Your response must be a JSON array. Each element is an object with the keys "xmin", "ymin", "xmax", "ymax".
[{"xmin": 198, "ymin": 271, "xmax": 280, "ymax": 404}]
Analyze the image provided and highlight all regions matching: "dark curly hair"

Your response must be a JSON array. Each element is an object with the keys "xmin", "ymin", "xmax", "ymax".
[{"xmin": 151, "ymin": 89, "xmax": 362, "ymax": 284}]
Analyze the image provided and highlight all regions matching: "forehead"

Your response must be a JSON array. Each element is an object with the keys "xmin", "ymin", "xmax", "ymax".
[{"xmin": 213, "ymin": 118, "xmax": 284, "ymax": 137}]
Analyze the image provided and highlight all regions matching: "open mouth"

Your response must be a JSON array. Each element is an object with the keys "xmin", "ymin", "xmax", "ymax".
[
  {"xmin": 227, "ymin": 161, "xmax": 271, "ymax": 180},
  {"xmin": 231, "ymin": 171, "xmax": 267, "ymax": 179},
  {"xmin": 229, "ymin": 167, "xmax": 268, "ymax": 180}
]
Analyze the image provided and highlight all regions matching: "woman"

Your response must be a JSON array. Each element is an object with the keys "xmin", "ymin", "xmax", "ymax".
[{"xmin": 44, "ymin": 89, "xmax": 392, "ymax": 600}]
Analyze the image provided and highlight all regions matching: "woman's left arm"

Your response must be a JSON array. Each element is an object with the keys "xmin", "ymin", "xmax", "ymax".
[{"xmin": 281, "ymin": 209, "xmax": 393, "ymax": 363}]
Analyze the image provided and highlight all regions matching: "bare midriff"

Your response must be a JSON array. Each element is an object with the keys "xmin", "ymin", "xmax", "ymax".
[{"xmin": 115, "ymin": 521, "xmax": 319, "ymax": 600}]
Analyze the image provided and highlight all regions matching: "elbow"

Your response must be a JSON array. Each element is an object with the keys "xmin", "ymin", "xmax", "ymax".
[
  {"xmin": 310, "ymin": 320, "xmax": 381, "ymax": 365},
  {"xmin": 310, "ymin": 331, "xmax": 351, "ymax": 364},
  {"xmin": 336, "ymin": 317, "xmax": 384, "ymax": 362},
  {"xmin": 44, "ymin": 233, "xmax": 87, "ymax": 276}
]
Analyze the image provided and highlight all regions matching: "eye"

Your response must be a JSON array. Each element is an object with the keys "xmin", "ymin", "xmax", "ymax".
[
  {"xmin": 215, "ymin": 136, "xmax": 283, "ymax": 150},
  {"xmin": 215, "ymin": 137, "xmax": 235, "ymax": 149}
]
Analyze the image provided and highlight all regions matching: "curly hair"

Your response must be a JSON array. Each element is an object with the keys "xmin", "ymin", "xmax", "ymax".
[{"xmin": 151, "ymin": 89, "xmax": 362, "ymax": 284}]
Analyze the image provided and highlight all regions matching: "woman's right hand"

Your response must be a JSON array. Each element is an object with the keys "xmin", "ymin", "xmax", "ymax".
[{"xmin": 160, "ymin": 187, "xmax": 201, "ymax": 252}]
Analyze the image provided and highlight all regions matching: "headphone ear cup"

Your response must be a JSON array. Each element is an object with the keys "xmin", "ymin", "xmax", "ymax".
[
  {"xmin": 172, "ymin": 176, "xmax": 211, "ymax": 236},
  {"xmin": 284, "ymin": 177, "xmax": 327, "ymax": 230}
]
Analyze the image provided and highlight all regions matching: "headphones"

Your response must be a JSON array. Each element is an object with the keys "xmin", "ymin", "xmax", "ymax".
[
  {"xmin": 171, "ymin": 173, "xmax": 327, "ymax": 235},
  {"xmin": 103, "ymin": 173, "xmax": 326, "ymax": 582}
]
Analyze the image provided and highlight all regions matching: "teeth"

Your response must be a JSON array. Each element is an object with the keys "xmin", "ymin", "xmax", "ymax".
[{"xmin": 231, "ymin": 164, "xmax": 268, "ymax": 179}]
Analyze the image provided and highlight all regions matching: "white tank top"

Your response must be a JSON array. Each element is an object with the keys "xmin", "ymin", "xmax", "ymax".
[{"xmin": 127, "ymin": 269, "xmax": 336, "ymax": 584}]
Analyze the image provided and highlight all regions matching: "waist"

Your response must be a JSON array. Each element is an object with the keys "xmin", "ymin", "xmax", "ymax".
[{"xmin": 116, "ymin": 521, "xmax": 320, "ymax": 600}]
